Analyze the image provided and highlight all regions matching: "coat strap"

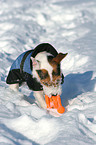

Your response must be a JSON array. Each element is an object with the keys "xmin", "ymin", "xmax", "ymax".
[{"xmin": 20, "ymin": 50, "xmax": 33, "ymax": 73}]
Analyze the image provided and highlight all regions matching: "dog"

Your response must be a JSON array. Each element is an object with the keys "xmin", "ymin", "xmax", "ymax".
[{"xmin": 6, "ymin": 43, "xmax": 67, "ymax": 109}]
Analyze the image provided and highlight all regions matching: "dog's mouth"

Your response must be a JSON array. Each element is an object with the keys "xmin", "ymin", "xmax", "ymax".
[
  {"xmin": 40, "ymin": 77, "xmax": 61, "ymax": 87},
  {"xmin": 51, "ymin": 93, "xmax": 57, "ymax": 96},
  {"xmin": 42, "ymin": 83, "xmax": 62, "ymax": 98}
]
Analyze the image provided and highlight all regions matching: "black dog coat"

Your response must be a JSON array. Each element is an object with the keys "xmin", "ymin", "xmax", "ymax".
[{"xmin": 6, "ymin": 43, "xmax": 64, "ymax": 91}]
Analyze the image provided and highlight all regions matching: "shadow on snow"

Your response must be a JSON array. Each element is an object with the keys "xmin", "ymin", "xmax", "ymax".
[
  {"xmin": 61, "ymin": 71, "xmax": 96, "ymax": 105},
  {"xmin": 0, "ymin": 123, "xmax": 39, "ymax": 145}
]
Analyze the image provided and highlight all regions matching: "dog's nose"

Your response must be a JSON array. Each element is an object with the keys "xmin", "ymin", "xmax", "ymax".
[{"xmin": 52, "ymin": 94, "xmax": 57, "ymax": 96}]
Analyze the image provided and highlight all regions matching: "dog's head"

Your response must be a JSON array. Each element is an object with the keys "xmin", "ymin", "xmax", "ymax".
[{"xmin": 31, "ymin": 52, "xmax": 67, "ymax": 97}]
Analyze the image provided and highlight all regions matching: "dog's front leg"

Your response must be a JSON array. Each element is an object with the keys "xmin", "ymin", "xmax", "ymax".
[
  {"xmin": 9, "ymin": 83, "xmax": 19, "ymax": 91},
  {"xmin": 33, "ymin": 91, "xmax": 47, "ymax": 109}
]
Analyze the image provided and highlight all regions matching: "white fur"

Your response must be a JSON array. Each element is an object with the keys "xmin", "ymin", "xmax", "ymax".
[
  {"xmin": 33, "ymin": 91, "xmax": 46, "ymax": 109},
  {"xmin": 32, "ymin": 51, "xmax": 53, "ymax": 81},
  {"xmin": 43, "ymin": 85, "xmax": 62, "ymax": 98}
]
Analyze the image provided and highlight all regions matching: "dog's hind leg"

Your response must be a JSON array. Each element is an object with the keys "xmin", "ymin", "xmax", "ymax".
[
  {"xmin": 9, "ymin": 83, "xmax": 19, "ymax": 91},
  {"xmin": 33, "ymin": 91, "xmax": 47, "ymax": 109}
]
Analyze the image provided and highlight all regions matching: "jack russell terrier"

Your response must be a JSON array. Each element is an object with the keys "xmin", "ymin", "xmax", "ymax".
[{"xmin": 6, "ymin": 43, "xmax": 67, "ymax": 109}]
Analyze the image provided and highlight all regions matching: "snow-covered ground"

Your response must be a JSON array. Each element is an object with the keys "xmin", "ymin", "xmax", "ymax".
[{"xmin": 0, "ymin": 0, "xmax": 96, "ymax": 144}]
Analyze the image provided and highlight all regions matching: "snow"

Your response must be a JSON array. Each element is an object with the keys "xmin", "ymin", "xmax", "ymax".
[{"xmin": 0, "ymin": 0, "xmax": 96, "ymax": 144}]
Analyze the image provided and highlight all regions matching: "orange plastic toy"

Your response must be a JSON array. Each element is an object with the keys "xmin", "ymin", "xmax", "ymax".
[{"xmin": 45, "ymin": 95, "xmax": 65, "ymax": 114}]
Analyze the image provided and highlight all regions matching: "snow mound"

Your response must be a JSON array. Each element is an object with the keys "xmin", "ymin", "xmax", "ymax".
[{"xmin": 5, "ymin": 115, "xmax": 60, "ymax": 144}]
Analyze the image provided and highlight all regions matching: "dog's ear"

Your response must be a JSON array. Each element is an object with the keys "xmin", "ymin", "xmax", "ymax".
[
  {"xmin": 30, "ymin": 57, "xmax": 40, "ymax": 68},
  {"xmin": 52, "ymin": 53, "xmax": 68, "ymax": 64}
]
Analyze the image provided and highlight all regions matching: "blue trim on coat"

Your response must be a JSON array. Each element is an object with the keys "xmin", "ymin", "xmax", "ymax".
[{"xmin": 10, "ymin": 50, "xmax": 33, "ymax": 75}]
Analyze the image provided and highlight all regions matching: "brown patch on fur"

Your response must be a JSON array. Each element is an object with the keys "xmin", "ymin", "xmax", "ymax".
[
  {"xmin": 36, "ymin": 69, "xmax": 51, "ymax": 86},
  {"xmin": 47, "ymin": 60, "xmax": 61, "ymax": 86},
  {"xmin": 52, "ymin": 75, "xmax": 61, "ymax": 87},
  {"xmin": 48, "ymin": 53, "xmax": 68, "ymax": 85},
  {"xmin": 52, "ymin": 53, "xmax": 68, "ymax": 64}
]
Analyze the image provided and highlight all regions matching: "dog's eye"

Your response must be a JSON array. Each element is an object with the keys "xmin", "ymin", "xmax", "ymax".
[
  {"xmin": 52, "ymin": 71, "xmax": 58, "ymax": 76},
  {"xmin": 36, "ymin": 69, "xmax": 49, "ymax": 80},
  {"xmin": 52, "ymin": 69, "xmax": 60, "ymax": 76}
]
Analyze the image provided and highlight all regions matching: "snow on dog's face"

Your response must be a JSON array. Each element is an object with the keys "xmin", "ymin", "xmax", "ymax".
[{"xmin": 31, "ymin": 52, "xmax": 67, "ymax": 97}]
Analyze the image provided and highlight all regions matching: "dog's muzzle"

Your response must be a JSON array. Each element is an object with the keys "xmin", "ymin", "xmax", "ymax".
[{"xmin": 43, "ymin": 84, "xmax": 62, "ymax": 98}]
